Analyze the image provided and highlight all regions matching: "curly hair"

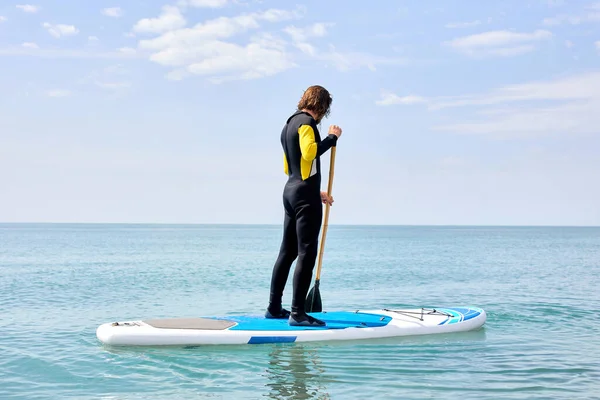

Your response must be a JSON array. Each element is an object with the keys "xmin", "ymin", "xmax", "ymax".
[{"xmin": 297, "ymin": 85, "xmax": 332, "ymax": 123}]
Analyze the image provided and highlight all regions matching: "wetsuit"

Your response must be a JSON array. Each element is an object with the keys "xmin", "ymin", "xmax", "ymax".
[{"xmin": 268, "ymin": 110, "xmax": 338, "ymax": 324}]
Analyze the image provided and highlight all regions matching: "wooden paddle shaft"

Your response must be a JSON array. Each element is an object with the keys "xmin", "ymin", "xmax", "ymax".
[{"xmin": 314, "ymin": 145, "xmax": 336, "ymax": 281}]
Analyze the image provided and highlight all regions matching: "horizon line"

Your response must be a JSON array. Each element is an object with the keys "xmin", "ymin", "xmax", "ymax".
[{"xmin": 1, "ymin": 222, "xmax": 599, "ymax": 228}]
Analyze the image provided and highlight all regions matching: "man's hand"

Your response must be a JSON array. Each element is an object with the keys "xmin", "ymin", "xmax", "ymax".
[
  {"xmin": 321, "ymin": 191, "xmax": 334, "ymax": 206},
  {"xmin": 328, "ymin": 125, "xmax": 342, "ymax": 138}
]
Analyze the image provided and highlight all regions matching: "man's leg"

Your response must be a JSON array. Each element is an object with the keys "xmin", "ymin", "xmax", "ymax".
[
  {"xmin": 266, "ymin": 205, "xmax": 298, "ymax": 318},
  {"xmin": 289, "ymin": 199, "xmax": 325, "ymax": 326}
]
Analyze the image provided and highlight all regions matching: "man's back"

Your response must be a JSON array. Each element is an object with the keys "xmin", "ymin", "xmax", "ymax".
[{"xmin": 280, "ymin": 110, "xmax": 322, "ymax": 188}]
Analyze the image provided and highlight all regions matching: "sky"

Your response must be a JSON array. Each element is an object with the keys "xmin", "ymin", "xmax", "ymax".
[{"xmin": 1, "ymin": 0, "xmax": 599, "ymax": 226}]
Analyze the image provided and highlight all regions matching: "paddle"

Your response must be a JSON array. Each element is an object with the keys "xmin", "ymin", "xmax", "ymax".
[{"xmin": 305, "ymin": 144, "xmax": 336, "ymax": 313}]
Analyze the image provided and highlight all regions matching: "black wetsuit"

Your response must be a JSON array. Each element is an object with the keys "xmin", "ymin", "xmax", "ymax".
[{"xmin": 268, "ymin": 110, "xmax": 338, "ymax": 321}]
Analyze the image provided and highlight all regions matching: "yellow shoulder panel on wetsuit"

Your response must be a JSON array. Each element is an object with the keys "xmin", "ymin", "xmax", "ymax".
[{"xmin": 298, "ymin": 124, "xmax": 318, "ymax": 180}]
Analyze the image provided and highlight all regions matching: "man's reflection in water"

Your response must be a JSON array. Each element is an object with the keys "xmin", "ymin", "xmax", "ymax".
[{"xmin": 263, "ymin": 343, "xmax": 331, "ymax": 400}]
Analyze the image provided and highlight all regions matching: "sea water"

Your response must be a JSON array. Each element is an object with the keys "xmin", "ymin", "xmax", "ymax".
[{"xmin": 1, "ymin": 224, "xmax": 599, "ymax": 399}]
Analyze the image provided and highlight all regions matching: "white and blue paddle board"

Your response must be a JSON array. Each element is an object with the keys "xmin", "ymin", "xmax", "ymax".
[{"xmin": 96, "ymin": 306, "xmax": 486, "ymax": 346}]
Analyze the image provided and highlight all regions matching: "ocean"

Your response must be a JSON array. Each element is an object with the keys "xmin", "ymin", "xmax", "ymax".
[{"xmin": 1, "ymin": 223, "xmax": 599, "ymax": 399}]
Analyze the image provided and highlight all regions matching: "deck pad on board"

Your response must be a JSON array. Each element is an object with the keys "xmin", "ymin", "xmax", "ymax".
[{"xmin": 143, "ymin": 318, "xmax": 236, "ymax": 330}]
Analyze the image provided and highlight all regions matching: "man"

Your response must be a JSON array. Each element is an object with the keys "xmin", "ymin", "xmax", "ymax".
[{"xmin": 266, "ymin": 85, "xmax": 343, "ymax": 327}]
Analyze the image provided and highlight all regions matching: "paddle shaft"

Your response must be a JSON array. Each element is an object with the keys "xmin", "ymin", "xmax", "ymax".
[{"xmin": 314, "ymin": 145, "xmax": 336, "ymax": 281}]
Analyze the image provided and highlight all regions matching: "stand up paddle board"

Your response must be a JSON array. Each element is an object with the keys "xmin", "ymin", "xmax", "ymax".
[{"xmin": 96, "ymin": 306, "xmax": 486, "ymax": 346}]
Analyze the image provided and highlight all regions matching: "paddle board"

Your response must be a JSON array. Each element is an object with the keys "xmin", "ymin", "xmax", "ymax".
[{"xmin": 96, "ymin": 306, "xmax": 486, "ymax": 346}]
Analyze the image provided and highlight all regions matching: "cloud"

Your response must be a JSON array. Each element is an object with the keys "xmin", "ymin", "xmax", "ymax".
[
  {"xmin": 444, "ymin": 29, "xmax": 552, "ymax": 57},
  {"xmin": 88, "ymin": 36, "xmax": 99, "ymax": 43},
  {"xmin": 135, "ymin": 5, "xmax": 399, "ymax": 82},
  {"xmin": 542, "ymin": 10, "xmax": 600, "ymax": 25},
  {"xmin": 0, "ymin": 46, "xmax": 138, "ymax": 59},
  {"xmin": 102, "ymin": 7, "xmax": 124, "ymax": 18},
  {"xmin": 283, "ymin": 22, "xmax": 332, "ymax": 55},
  {"xmin": 430, "ymin": 71, "xmax": 600, "ymax": 110},
  {"xmin": 136, "ymin": 8, "xmax": 303, "ymax": 82},
  {"xmin": 376, "ymin": 93, "xmax": 426, "ymax": 106},
  {"xmin": 78, "ymin": 64, "xmax": 133, "ymax": 92},
  {"xmin": 47, "ymin": 89, "xmax": 71, "ymax": 97},
  {"xmin": 312, "ymin": 45, "xmax": 406, "ymax": 72},
  {"xmin": 118, "ymin": 47, "xmax": 137, "ymax": 56},
  {"xmin": 178, "ymin": 0, "xmax": 228, "ymax": 7},
  {"xmin": 16, "ymin": 4, "xmax": 39, "ymax": 13},
  {"xmin": 387, "ymin": 71, "xmax": 600, "ymax": 138},
  {"xmin": 95, "ymin": 81, "xmax": 132, "ymax": 90},
  {"xmin": 160, "ymin": 33, "xmax": 296, "ymax": 84},
  {"xmin": 433, "ymin": 101, "xmax": 599, "ymax": 139},
  {"xmin": 22, "ymin": 42, "xmax": 39, "ymax": 49},
  {"xmin": 284, "ymin": 22, "xmax": 330, "ymax": 42},
  {"xmin": 138, "ymin": 8, "xmax": 303, "ymax": 53},
  {"xmin": 445, "ymin": 20, "xmax": 482, "ymax": 29},
  {"xmin": 42, "ymin": 23, "xmax": 80, "ymax": 38},
  {"xmin": 0, "ymin": 16, "xmax": 6, "ymax": 22},
  {"xmin": 133, "ymin": 5, "xmax": 186, "ymax": 34},
  {"xmin": 281, "ymin": 22, "xmax": 404, "ymax": 71}
]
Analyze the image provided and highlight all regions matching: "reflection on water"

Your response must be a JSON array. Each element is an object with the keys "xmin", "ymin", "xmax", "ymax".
[
  {"xmin": 94, "ymin": 328, "xmax": 489, "ymax": 399},
  {"xmin": 263, "ymin": 343, "xmax": 331, "ymax": 400}
]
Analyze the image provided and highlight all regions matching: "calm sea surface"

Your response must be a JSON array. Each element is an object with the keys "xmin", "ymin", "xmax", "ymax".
[{"xmin": 1, "ymin": 224, "xmax": 599, "ymax": 399}]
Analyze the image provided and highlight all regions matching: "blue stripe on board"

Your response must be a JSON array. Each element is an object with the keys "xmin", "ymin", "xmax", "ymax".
[
  {"xmin": 209, "ymin": 311, "xmax": 392, "ymax": 331},
  {"xmin": 438, "ymin": 308, "xmax": 481, "ymax": 325},
  {"xmin": 248, "ymin": 336, "xmax": 297, "ymax": 344}
]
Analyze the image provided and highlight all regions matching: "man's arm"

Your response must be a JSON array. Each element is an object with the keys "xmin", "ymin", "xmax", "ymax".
[{"xmin": 298, "ymin": 124, "xmax": 337, "ymax": 162}]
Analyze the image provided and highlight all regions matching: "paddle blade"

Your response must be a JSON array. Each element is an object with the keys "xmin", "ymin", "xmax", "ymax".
[{"xmin": 305, "ymin": 280, "xmax": 322, "ymax": 313}]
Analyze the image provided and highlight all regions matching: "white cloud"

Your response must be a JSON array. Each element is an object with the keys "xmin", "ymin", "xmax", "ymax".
[
  {"xmin": 88, "ymin": 36, "xmax": 99, "ymax": 43},
  {"xmin": 78, "ymin": 64, "xmax": 132, "ymax": 92},
  {"xmin": 317, "ymin": 45, "xmax": 407, "ymax": 72},
  {"xmin": 47, "ymin": 89, "xmax": 71, "ymax": 97},
  {"xmin": 96, "ymin": 81, "xmax": 131, "ymax": 90},
  {"xmin": 118, "ymin": 47, "xmax": 137, "ymax": 55},
  {"xmin": 102, "ymin": 7, "xmax": 124, "ymax": 18},
  {"xmin": 376, "ymin": 93, "xmax": 426, "ymax": 106},
  {"xmin": 284, "ymin": 22, "xmax": 330, "ymax": 42},
  {"xmin": 42, "ymin": 23, "xmax": 79, "ymax": 38},
  {"xmin": 0, "ymin": 16, "xmax": 7, "ymax": 22},
  {"xmin": 281, "ymin": 22, "xmax": 403, "ymax": 71},
  {"xmin": 133, "ymin": 5, "xmax": 186, "ymax": 34},
  {"xmin": 22, "ymin": 42, "xmax": 39, "ymax": 49},
  {"xmin": 422, "ymin": 72, "xmax": 600, "ymax": 111},
  {"xmin": 388, "ymin": 71, "xmax": 600, "ymax": 139},
  {"xmin": 485, "ymin": 44, "xmax": 536, "ymax": 57},
  {"xmin": 446, "ymin": 29, "xmax": 552, "ymax": 49},
  {"xmin": 178, "ymin": 0, "xmax": 228, "ymax": 7},
  {"xmin": 155, "ymin": 33, "xmax": 295, "ymax": 83},
  {"xmin": 283, "ymin": 22, "xmax": 332, "ymax": 55},
  {"xmin": 0, "ymin": 46, "xmax": 137, "ymax": 59},
  {"xmin": 135, "ymin": 8, "xmax": 303, "ymax": 82},
  {"xmin": 445, "ymin": 20, "xmax": 482, "ymax": 29},
  {"xmin": 16, "ymin": 4, "xmax": 39, "ymax": 13},
  {"xmin": 542, "ymin": 11, "xmax": 600, "ymax": 25},
  {"xmin": 134, "ymin": 6, "xmax": 397, "ymax": 82},
  {"xmin": 444, "ymin": 29, "xmax": 552, "ymax": 57}
]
